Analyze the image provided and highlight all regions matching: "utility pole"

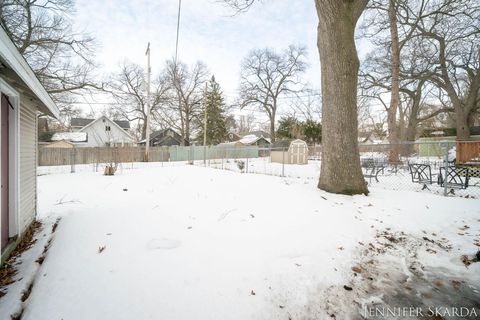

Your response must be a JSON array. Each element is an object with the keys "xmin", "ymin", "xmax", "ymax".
[
  {"xmin": 203, "ymin": 82, "xmax": 208, "ymax": 165},
  {"xmin": 144, "ymin": 42, "xmax": 151, "ymax": 162}
]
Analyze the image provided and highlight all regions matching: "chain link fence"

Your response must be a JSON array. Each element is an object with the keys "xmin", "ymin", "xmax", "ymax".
[
  {"xmin": 38, "ymin": 141, "xmax": 480, "ymax": 198},
  {"xmin": 199, "ymin": 140, "xmax": 480, "ymax": 198}
]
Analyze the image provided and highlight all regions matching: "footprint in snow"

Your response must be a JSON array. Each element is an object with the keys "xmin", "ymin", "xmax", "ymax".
[{"xmin": 147, "ymin": 238, "xmax": 181, "ymax": 250}]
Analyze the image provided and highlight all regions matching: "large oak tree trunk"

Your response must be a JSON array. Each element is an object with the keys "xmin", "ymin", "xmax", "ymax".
[
  {"xmin": 387, "ymin": 0, "xmax": 400, "ymax": 163},
  {"xmin": 316, "ymin": 0, "xmax": 369, "ymax": 195}
]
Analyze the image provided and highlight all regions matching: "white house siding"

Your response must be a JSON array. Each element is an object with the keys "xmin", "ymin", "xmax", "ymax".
[
  {"xmin": 79, "ymin": 117, "xmax": 134, "ymax": 147},
  {"xmin": 18, "ymin": 100, "xmax": 37, "ymax": 234}
]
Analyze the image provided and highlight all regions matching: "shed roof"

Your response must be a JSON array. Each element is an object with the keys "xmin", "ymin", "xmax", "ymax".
[{"xmin": 271, "ymin": 139, "xmax": 292, "ymax": 149}]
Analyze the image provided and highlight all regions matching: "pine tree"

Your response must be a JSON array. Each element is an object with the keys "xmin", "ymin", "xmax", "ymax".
[
  {"xmin": 276, "ymin": 116, "xmax": 303, "ymax": 140},
  {"xmin": 303, "ymin": 119, "xmax": 322, "ymax": 144},
  {"xmin": 197, "ymin": 76, "xmax": 228, "ymax": 145}
]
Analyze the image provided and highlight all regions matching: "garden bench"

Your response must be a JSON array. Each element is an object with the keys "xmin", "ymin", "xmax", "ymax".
[
  {"xmin": 362, "ymin": 158, "xmax": 385, "ymax": 183},
  {"xmin": 439, "ymin": 166, "xmax": 469, "ymax": 194},
  {"xmin": 408, "ymin": 164, "xmax": 438, "ymax": 190}
]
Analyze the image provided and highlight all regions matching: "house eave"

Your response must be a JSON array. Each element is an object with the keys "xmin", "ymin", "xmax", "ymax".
[{"xmin": 0, "ymin": 26, "xmax": 59, "ymax": 119}]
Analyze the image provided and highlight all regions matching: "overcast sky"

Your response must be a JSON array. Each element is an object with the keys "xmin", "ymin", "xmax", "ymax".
[
  {"xmin": 73, "ymin": 0, "xmax": 370, "ymax": 120},
  {"xmin": 74, "ymin": 1, "xmax": 316, "ymax": 93}
]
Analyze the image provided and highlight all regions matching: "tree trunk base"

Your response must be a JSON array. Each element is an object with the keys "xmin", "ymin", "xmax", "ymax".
[{"xmin": 318, "ymin": 181, "xmax": 369, "ymax": 196}]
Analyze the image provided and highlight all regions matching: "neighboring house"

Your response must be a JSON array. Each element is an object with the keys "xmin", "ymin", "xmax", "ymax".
[
  {"xmin": 71, "ymin": 117, "xmax": 130, "ymax": 132},
  {"xmin": 421, "ymin": 126, "xmax": 480, "ymax": 138},
  {"xmin": 139, "ymin": 128, "xmax": 187, "ymax": 146},
  {"xmin": 244, "ymin": 130, "xmax": 271, "ymax": 140},
  {"xmin": 358, "ymin": 132, "xmax": 387, "ymax": 144},
  {"xmin": 239, "ymin": 134, "xmax": 271, "ymax": 148},
  {"xmin": 1, "ymin": 26, "xmax": 59, "ymax": 262},
  {"xmin": 71, "ymin": 116, "xmax": 135, "ymax": 147},
  {"xmin": 217, "ymin": 141, "xmax": 244, "ymax": 148},
  {"xmin": 226, "ymin": 132, "xmax": 241, "ymax": 143},
  {"xmin": 270, "ymin": 139, "xmax": 309, "ymax": 165}
]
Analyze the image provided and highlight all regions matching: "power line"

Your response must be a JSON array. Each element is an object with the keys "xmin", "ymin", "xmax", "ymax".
[{"xmin": 70, "ymin": 92, "xmax": 323, "ymax": 106}]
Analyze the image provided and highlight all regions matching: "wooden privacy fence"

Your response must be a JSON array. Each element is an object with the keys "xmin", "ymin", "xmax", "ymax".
[
  {"xmin": 38, "ymin": 145, "xmax": 261, "ymax": 166},
  {"xmin": 38, "ymin": 147, "xmax": 169, "ymax": 166},
  {"xmin": 456, "ymin": 141, "xmax": 480, "ymax": 166}
]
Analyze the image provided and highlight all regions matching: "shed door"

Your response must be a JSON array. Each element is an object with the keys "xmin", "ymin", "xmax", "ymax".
[
  {"xmin": 1, "ymin": 94, "xmax": 9, "ymax": 250},
  {"xmin": 290, "ymin": 143, "xmax": 298, "ymax": 164},
  {"xmin": 301, "ymin": 144, "xmax": 307, "ymax": 163}
]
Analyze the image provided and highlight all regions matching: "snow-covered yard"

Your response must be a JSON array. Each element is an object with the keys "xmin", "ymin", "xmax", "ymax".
[{"xmin": 1, "ymin": 165, "xmax": 480, "ymax": 319}]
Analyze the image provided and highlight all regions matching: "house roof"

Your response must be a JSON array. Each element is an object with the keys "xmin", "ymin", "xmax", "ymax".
[
  {"xmin": 71, "ymin": 118, "xmax": 94, "ymax": 127},
  {"xmin": 150, "ymin": 128, "xmax": 173, "ymax": 140},
  {"xmin": 239, "ymin": 134, "xmax": 271, "ymax": 145},
  {"xmin": 0, "ymin": 25, "xmax": 59, "ymax": 118},
  {"xmin": 71, "ymin": 117, "xmax": 130, "ymax": 130},
  {"xmin": 239, "ymin": 134, "xmax": 261, "ymax": 145},
  {"xmin": 51, "ymin": 132, "xmax": 88, "ymax": 142},
  {"xmin": 138, "ymin": 128, "xmax": 187, "ymax": 145},
  {"xmin": 113, "ymin": 120, "xmax": 130, "ymax": 129},
  {"xmin": 78, "ymin": 116, "xmax": 134, "ymax": 140},
  {"xmin": 244, "ymin": 130, "xmax": 271, "ymax": 139}
]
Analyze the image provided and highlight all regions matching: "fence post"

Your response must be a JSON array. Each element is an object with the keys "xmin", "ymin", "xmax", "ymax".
[
  {"xmin": 246, "ymin": 156, "xmax": 249, "ymax": 173},
  {"xmin": 282, "ymin": 147, "xmax": 285, "ymax": 177},
  {"xmin": 70, "ymin": 147, "xmax": 76, "ymax": 173},
  {"xmin": 203, "ymin": 144, "xmax": 207, "ymax": 166},
  {"xmin": 443, "ymin": 141, "xmax": 449, "ymax": 196}
]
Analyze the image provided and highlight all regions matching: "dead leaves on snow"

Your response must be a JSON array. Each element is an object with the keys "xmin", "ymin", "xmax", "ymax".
[
  {"xmin": 351, "ymin": 266, "xmax": 362, "ymax": 274},
  {"xmin": 461, "ymin": 251, "xmax": 480, "ymax": 267}
]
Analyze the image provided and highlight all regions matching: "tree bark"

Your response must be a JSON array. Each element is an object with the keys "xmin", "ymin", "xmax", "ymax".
[
  {"xmin": 316, "ymin": 0, "xmax": 369, "ymax": 195},
  {"xmin": 141, "ymin": 120, "xmax": 147, "ymax": 141},
  {"xmin": 270, "ymin": 106, "xmax": 276, "ymax": 143},
  {"xmin": 387, "ymin": 0, "xmax": 400, "ymax": 163}
]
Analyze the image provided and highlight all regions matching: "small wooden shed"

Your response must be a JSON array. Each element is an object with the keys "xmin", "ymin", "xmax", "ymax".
[{"xmin": 271, "ymin": 139, "xmax": 309, "ymax": 165}]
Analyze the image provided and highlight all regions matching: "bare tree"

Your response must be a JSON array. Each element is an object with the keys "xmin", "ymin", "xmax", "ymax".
[
  {"xmin": 236, "ymin": 113, "xmax": 256, "ymax": 136},
  {"xmin": 398, "ymin": 0, "xmax": 480, "ymax": 140},
  {"xmin": 224, "ymin": 0, "xmax": 369, "ymax": 195},
  {"xmin": 109, "ymin": 61, "xmax": 170, "ymax": 141},
  {"xmin": 361, "ymin": 0, "xmax": 422, "ymax": 162},
  {"xmin": 288, "ymin": 89, "xmax": 322, "ymax": 123},
  {"xmin": 159, "ymin": 60, "xmax": 209, "ymax": 145},
  {"xmin": 0, "ymin": 0, "xmax": 103, "ymax": 119},
  {"xmin": 360, "ymin": 0, "xmax": 461, "ymax": 148},
  {"xmin": 239, "ymin": 46, "xmax": 307, "ymax": 143}
]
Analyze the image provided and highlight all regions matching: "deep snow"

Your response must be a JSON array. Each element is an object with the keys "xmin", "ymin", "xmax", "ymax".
[{"xmin": 1, "ymin": 165, "xmax": 479, "ymax": 319}]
